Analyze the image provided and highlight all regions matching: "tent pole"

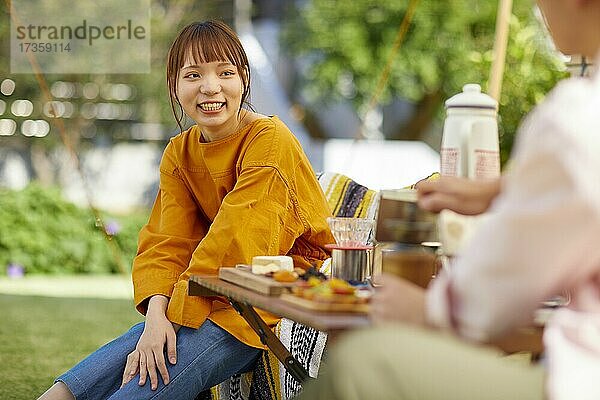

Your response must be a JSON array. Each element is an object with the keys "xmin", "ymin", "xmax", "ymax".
[{"xmin": 488, "ymin": 0, "xmax": 513, "ymax": 101}]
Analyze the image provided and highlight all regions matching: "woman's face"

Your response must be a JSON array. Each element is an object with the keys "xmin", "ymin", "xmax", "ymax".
[{"xmin": 176, "ymin": 58, "xmax": 244, "ymax": 139}]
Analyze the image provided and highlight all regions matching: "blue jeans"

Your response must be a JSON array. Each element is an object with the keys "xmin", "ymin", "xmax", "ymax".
[{"xmin": 56, "ymin": 320, "xmax": 262, "ymax": 400}]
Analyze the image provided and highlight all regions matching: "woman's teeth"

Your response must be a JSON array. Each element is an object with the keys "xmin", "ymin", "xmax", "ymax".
[{"xmin": 199, "ymin": 102, "xmax": 224, "ymax": 111}]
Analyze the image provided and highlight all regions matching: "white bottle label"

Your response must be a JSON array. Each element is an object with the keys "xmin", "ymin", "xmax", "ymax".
[
  {"xmin": 440, "ymin": 147, "xmax": 459, "ymax": 176},
  {"xmin": 472, "ymin": 149, "xmax": 500, "ymax": 179}
]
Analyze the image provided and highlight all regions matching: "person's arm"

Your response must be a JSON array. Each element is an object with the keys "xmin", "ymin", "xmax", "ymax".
[
  {"xmin": 123, "ymin": 142, "xmax": 210, "ymax": 390},
  {"xmin": 370, "ymin": 273, "xmax": 428, "ymax": 327},
  {"xmin": 132, "ymin": 142, "xmax": 209, "ymax": 315},
  {"xmin": 427, "ymin": 125, "xmax": 600, "ymax": 342},
  {"xmin": 369, "ymin": 176, "xmax": 502, "ymax": 327},
  {"xmin": 369, "ymin": 272, "xmax": 545, "ymax": 355},
  {"xmin": 417, "ymin": 176, "xmax": 502, "ymax": 215}
]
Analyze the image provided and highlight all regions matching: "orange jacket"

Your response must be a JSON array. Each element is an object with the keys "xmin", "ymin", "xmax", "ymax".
[{"xmin": 132, "ymin": 116, "xmax": 334, "ymax": 348}]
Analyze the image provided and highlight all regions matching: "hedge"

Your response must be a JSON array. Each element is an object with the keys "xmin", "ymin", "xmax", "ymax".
[{"xmin": 0, "ymin": 183, "xmax": 149, "ymax": 275}]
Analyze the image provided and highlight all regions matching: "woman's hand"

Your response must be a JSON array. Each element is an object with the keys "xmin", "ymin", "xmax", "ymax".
[
  {"xmin": 370, "ymin": 273, "xmax": 427, "ymax": 326},
  {"xmin": 121, "ymin": 295, "xmax": 178, "ymax": 391},
  {"xmin": 416, "ymin": 176, "xmax": 501, "ymax": 215}
]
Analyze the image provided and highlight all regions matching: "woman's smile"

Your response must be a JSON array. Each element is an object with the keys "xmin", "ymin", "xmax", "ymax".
[{"xmin": 198, "ymin": 101, "xmax": 226, "ymax": 112}]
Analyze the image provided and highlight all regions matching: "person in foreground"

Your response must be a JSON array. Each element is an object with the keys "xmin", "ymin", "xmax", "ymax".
[
  {"xmin": 299, "ymin": 0, "xmax": 600, "ymax": 399},
  {"xmin": 39, "ymin": 20, "xmax": 334, "ymax": 400}
]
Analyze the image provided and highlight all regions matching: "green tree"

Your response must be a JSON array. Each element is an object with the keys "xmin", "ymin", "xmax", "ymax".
[{"xmin": 283, "ymin": 0, "xmax": 567, "ymax": 164}]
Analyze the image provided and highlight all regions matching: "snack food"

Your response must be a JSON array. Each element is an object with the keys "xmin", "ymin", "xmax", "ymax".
[
  {"xmin": 293, "ymin": 278, "xmax": 368, "ymax": 304},
  {"xmin": 273, "ymin": 270, "xmax": 299, "ymax": 283},
  {"xmin": 251, "ymin": 255, "xmax": 294, "ymax": 274}
]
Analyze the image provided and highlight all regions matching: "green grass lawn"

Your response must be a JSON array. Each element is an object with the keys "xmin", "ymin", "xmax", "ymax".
[{"xmin": 0, "ymin": 294, "xmax": 143, "ymax": 399}]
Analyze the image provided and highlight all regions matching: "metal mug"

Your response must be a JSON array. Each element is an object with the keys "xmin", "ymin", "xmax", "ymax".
[{"xmin": 327, "ymin": 244, "xmax": 373, "ymax": 283}]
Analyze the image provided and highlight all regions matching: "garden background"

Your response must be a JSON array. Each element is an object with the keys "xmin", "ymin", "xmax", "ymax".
[{"xmin": 0, "ymin": 0, "xmax": 573, "ymax": 397}]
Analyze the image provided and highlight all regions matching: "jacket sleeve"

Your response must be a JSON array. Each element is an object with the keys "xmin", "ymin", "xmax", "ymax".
[
  {"xmin": 166, "ymin": 164, "xmax": 306, "ymax": 327},
  {"xmin": 132, "ymin": 143, "xmax": 209, "ymax": 315}
]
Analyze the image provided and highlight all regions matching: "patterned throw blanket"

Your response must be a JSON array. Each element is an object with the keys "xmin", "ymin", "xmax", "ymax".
[{"xmin": 208, "ymin": 172, "xmax": 380, "ymax": 400}]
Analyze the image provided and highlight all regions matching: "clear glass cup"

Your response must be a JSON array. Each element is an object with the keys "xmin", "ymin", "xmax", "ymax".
[{"xmin": 326, "ymin": 217, "xmax": 375, "ymax": 247}]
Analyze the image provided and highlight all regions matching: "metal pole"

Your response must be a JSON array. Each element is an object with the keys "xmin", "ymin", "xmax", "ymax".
[{"xmin": 488, "ymin": 0, "xmax": 513, "ymax": 101}]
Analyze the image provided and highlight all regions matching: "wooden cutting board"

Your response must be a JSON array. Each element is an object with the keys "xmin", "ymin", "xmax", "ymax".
[
  {"xmin": 280, "ymin": 293, "xmax": 370, "ymax": 313},
  {"xmin": 218, "ymin": 266, "xmax": 295, "ymax": 296}
]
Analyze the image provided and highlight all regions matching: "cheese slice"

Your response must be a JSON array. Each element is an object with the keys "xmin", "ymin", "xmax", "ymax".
[{"xmin": 251, "ymin": 255, "xmax": 294, "ymax": 274}]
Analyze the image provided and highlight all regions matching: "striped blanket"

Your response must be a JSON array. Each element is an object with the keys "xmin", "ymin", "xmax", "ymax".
[{"xmin": 209, "ymin": 172, "xmax": 379, "ymax": 400}]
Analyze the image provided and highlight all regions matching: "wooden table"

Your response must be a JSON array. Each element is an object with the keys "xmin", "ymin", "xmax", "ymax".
[
  {"xmin": 189, "ymin": 275, "xmax": 546, "ymax": 382},
  {"xmin": 189, "ymin": 275, "xmax": 370, "ymax": 383}
]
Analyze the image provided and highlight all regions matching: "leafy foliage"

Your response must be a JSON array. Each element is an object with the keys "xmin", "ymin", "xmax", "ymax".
[
  {"xmin": 0, "ymin": 184, "xmax": 148, "ymax": 275},
  {"xmin": 282, "ymin": 0, "xmax": 567, "ymax": 163}
]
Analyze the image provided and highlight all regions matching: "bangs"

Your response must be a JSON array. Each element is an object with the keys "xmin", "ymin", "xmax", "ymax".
[
  {"xmin": 183, "ymin": 33, "xmax": 241, "ymax": 66},
  {"xmin": 175, "ymin": 22, "xmax": 247, "ymax": 70}
]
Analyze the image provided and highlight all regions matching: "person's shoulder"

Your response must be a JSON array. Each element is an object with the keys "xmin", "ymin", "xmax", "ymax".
[
  {"xmin": 161, "ymin": 125, "xmax": 200, "ymax": 170},
  {"xmin": 545, "ymin": 76, "xmax": 596, "ymax": 109},
  {"xmin": 244, "ymin": 114, "xmax": 291, "ymax": 135},
  {"xmin": 516, "ymin": 76, "xmax": 600, "ymax": 161},
  {"xmin": 538, "ymin": 76, "xmax": 599, "ymax": 135},
  {"xmin": 243, "ymin": 114, "xmax": 295, "ymax": 144},
  {"xmin": 242, "ymin": 115, "xmax": 303, "ymax": 166},
  {"xmin": 169, "ymin": 125, "xmax": 200, "ymax": 149},
  {"xmin": 523, "ymin": 78, "xmax": 586, "ymax": 125}
]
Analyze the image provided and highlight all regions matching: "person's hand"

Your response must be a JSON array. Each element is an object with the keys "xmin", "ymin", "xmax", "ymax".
[
  {"xmin": 121, "ymin": 295, "xmax": 178, "ymax": 391},
  {"xmin": 416, "ymin": 176, "xmax": 501, "ymax": 215},
  {"xmin": 370, "ymin": 273, "xmax": 427, "ymax": 326}
]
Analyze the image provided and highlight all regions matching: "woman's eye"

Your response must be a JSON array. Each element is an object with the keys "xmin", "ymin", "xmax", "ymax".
[
  {"xmin": 221, "ymin": 70, "xmax": 235, "ymax": 77},
  {"xmin": 185, "ymin": 72, "xmax": 200, "ymax": 79}
]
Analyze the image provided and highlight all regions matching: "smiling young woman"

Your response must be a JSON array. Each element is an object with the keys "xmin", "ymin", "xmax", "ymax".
[{"xmin": 39, "ymin": 20, "xmax": 335, "ymax": 400}]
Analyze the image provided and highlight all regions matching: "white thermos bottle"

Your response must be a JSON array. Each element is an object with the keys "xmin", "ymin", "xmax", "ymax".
[
  {"xmin": 438, "ymin": 84, "xmax": 500, "ymax": 256},
  {"xmin": 440, "ymin": 83, "xmax": 500, "ymax": 179}
]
